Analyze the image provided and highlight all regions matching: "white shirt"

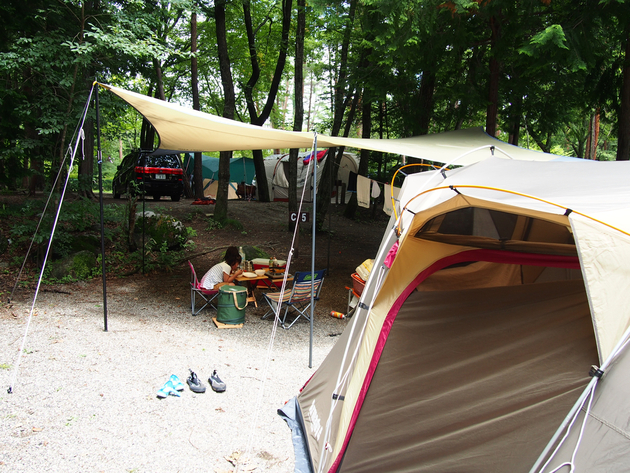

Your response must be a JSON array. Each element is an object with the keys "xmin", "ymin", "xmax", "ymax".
[{"xmin": 200, "ymin": 261, "xmax": 231, "ymax": 290}]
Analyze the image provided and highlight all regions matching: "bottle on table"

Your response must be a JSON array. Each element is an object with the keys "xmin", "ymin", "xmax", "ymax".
[{"xmin": 239, "ymin": 246, "xmax": 246, "ymax": 268}]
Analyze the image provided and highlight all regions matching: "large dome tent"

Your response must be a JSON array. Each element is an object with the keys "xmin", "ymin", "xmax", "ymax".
[{"xmin": 280, "ymin": 157, "xmax": 630, "ymax": 473}]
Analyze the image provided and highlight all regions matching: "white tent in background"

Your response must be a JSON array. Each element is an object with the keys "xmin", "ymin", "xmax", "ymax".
[
  {"xmin": 279, "ymin": 157, "xmax": 630, "ymax": 473},
  {"xmin": 263, "ymin": 151, "xmax": 359, "ymax": 202}
]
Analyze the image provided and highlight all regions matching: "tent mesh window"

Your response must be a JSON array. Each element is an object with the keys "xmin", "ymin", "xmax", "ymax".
[{"xmin": 415, "ymin": 207, "xmax": 576, "ymax": 256}]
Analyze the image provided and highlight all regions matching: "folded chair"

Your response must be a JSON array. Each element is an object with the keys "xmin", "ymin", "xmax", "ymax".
[
  {"xmin": 188, "ymin": 261, "xmax": 219, "ymax": 316},
  {"xmin": 262, "ymin": 269, "xmax": 326, "ymax": 329}
]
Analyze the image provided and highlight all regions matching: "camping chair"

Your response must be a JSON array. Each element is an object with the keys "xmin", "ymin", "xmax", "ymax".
[
  {"xmin": 262, "ymin": 269, "xmax": 326, "ymax": 329},
  {"xmin": 188, "ymin": 261, "xmax": 219, "ymax": 316}
]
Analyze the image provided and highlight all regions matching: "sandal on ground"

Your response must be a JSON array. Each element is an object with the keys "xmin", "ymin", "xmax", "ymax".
[
  {"xmin": 170, "ymin": 374, "xmax": 185, "ymax": 392},
  {"xmin": 157, "ymin": 379, "xmax": 181, "ymax": 398}
]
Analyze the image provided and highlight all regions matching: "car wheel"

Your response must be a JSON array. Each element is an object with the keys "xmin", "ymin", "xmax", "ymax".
[
  {"xmin": 153, "ymin": 194, "xmax": 161, "ymax": 201},
  {"xmin": 171, "ymin": 194, "xmax": 181, "ymax": 202}
]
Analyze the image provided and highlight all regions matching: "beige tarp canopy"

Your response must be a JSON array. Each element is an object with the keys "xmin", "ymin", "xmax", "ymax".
[{"xmin": 99, "ymin": 83, "xmax": 558, "ymax": 166}]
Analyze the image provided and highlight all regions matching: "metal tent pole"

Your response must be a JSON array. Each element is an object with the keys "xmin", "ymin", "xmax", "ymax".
[
  {"xmin": 94, "ymin": 82, "xmax": 108, "ymax": 332},
  {"xmin": 310, "ymin": 133, "xmax": 318, "ymax": 368}
]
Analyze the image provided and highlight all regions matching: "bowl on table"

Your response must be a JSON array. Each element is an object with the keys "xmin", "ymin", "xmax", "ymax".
[{"xmin": 254, "ymin": 269, "xmax": 266, "ymax": 276}]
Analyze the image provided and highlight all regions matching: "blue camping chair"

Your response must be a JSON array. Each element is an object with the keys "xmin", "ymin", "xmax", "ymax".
[{"xmin": 262, "ymin": 269, "xmax": 326, "ymax": 329}]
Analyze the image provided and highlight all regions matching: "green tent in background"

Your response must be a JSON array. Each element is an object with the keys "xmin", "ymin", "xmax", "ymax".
[{"xmin": 183, "ymin": 154, "xmax": 256, "ymax": 185}]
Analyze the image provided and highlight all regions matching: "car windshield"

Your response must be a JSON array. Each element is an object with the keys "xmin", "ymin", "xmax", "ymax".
[{"xmin": 142, "ymin": 155, "xmax": 180, "ymax": 168}]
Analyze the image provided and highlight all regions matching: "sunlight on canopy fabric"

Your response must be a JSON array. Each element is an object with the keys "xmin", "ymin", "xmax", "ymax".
[{"xmin": 100, "ymin": 83, "xmax": 560, "ymax": 166}]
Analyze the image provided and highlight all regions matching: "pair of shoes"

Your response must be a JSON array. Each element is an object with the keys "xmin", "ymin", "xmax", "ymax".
[
  {"xmin": 187, "ymin": 369, "xmax": 206, "ymax": 393},
  {"xmin": 157, "ymin": 379, "xmax": 182, "ymax": 398},
  {"xmin": 209, "ymin": 370, "xmax": 226, "ymax": 393}
]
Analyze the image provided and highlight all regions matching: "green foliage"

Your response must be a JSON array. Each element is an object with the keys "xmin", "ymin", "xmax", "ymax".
[
  {"xmin": 134, "ymin": 213, "xmax": 194, "ymax": 250},
  {"xmin": 183, "ymin": 208, "xmax": 209, "ymax": 222},
  {"xmin": 1, "ymin": 0, "xmax": 628, "ymax": 205},
  {"xmin": 7, "ymin": 196, "xmax": 124, "ymax": 262},
  {"xmin": 519, "ymin": 25, "xmax": 569, "ymax": 55},
  {"xmin": 43, "ymin": 250, "xmax": 100, "ymax": 284},
  {"xmin": 205, "ymin": 216, "xmax": 244, "ymax": 232},
  {"xmin": 205, "ymin": 217, "xmax": 225, "ymax": 231}
]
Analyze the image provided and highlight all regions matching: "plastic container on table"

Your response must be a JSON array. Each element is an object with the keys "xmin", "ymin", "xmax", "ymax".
[{"xmin": 252, "ymin": 258, "xmax": 287, "ymax": 288}]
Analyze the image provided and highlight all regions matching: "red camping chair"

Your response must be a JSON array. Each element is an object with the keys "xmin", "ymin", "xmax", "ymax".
[
  {"xmin": 262, "ymin": 269, "xmax": 326, "ymax": 329},
  {"xmin": 188, "ymin": 261, "xmax": 219, "ymax": 316}
]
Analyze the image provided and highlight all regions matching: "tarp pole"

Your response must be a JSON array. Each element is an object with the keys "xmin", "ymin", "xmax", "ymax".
[
  {"xmin": 327, "ymin": 151, "xmax": 332, "ymax": 275},
  {"xmin": 310, "ymin": 133, "xmax": 318, "ymax": 368},
  {"xmin": 142, "ymin": 155, "xmax": 146, "ymax": 274},
  {"xmin": 95, "ymin": 82, "xmax": 108, "ymax": 332}
]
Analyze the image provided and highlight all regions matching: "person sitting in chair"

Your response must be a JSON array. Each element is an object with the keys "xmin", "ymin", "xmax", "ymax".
[{"xmin": 200, "ymin": 246, "xmax": 243, "ymax": 290}]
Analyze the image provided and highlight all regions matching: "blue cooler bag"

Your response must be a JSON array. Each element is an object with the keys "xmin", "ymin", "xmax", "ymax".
[{"xmin": 216, "ymin": 286, "xmax": 247, "ymax": 324}]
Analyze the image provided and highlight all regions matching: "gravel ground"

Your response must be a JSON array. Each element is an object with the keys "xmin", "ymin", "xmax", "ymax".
[{"xmin": 0, "ymin": 278, "xmax": 348, "ymax": 472}]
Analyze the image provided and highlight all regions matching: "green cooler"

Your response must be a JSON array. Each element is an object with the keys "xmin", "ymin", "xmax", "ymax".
[{"xmin": 216, "ymin": 286, "xmax": 247, "ymax": 325}]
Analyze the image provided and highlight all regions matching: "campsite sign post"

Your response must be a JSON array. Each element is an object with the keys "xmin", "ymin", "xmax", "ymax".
[{"xmin": 289, "ymin": 212, "xmax": 308, "ymax": 260}]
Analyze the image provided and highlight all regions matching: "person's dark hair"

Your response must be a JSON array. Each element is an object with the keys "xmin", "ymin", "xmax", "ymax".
[{"xmin": 224, "ymin": 246, "xmax": 241, "ymax": 266}]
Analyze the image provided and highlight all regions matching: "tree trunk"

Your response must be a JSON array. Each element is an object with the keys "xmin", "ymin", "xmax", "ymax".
[
  {"xmin": 316, "ymin": 0, "xmax": 357, "ymax": 228},
  {"xmin": 307, "ymin": 70, "xmax": 314, "ymax": 130},
  {"xmin": 344, "ymin": 90, "xmax": 371, "ymax": 220},
  {"xmin": 417, "ymin": 70, "xmax": 435, "ymax": 136},
  {"xmin": 618, "ymin": 30, "xmax": 630, "ymax": 161},
  {"xmin": 214, "ymin": 0, "xmax": 236, "ymax": 222},
  {"xmin": 486, "ymin": 16, "xmax": 501, "ymax": 137},
  {"xmin": 288, "ymin": 0, "xmax": 306, "ymax": 231},
  {"xmin": 140, "ymin": 86, "xmax": 157, "ymax": 149},
  {"xmin": 507, "ymin": 94, "xmax": 522, "ymax": 146},
  {"xmin": 242, "ymin": 0, "xmax": 293, "ymax": 202},
  {"xmin": 153, "ymin": 59, "xmax": 166, "ymax": 101},
  {"xmin": 251, "ymin": 150, "xmax": 269, "ymax": 202},
  {"xmin": 78, "ymin": 116, "xmax": 96, "ymax": 199},
  {"xmin": 593, "ymin": 110, "xmax": 600, "ymax": 160},
  {"xmin": 318, "ymin": 90, "xmax": 359, "ymax": 228},
  {"xmin": 76, "ymin": 4, "xmax": 96, "ymax": 199},
  {"xmin": 586, "ymin": 114, "xmax": 593, "ymax": 159},
  {"xmin": 191, "ymin": 10, "xmax": 204, "ymax": 198},
  {"xmin": 586, "ymin": 110, "xmax": 600, "ymax": 160}
]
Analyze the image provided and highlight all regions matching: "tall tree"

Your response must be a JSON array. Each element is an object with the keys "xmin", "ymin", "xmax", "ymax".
[
  {"xmin": 242, "ymin": 0, "xmax": 293, "ymax": 202},
  {"xmin": 288, "ymin": 0, "xmax": 306, "ymax": 230},
  {"xmin": 191, "ymin": 7, "xmax": 204, "ymax": 197},
  {"xmin": 214, "ymin": 0, "xmax": 237, "ymax": 222},
  {"xmin": 315, "ymin": 0, "xmax": 360, "ymax": 227},
  {"xmin": 618, "ymin": 32, "xmax": 630, "ymax": 161}
]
